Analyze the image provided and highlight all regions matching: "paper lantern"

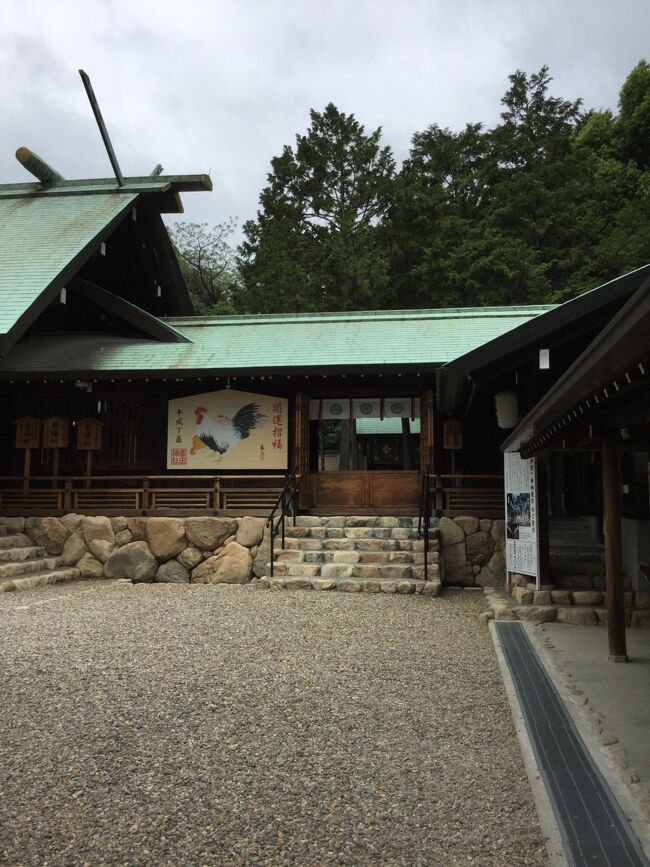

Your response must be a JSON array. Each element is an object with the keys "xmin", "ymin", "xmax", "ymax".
[{"xmin": 495, "ymin": 391, "xmax": 519, "ymax": 429}]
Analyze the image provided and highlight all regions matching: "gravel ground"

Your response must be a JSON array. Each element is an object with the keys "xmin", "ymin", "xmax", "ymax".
[{"xmin": 0, "ymin": 581, "xmax": 548, "ymax": 866}]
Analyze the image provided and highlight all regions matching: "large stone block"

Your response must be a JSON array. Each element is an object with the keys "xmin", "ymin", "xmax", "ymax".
[
  {"xmin": 178, "ymin": 546, "xmax": 203, "ymax": 569},
  {"xmin": 338, "ymin": 579, "xmax": 362, "ymax": 592},
  {"xmin": 61, "ymin": 529, "xmax": 88, "ymax": 566},
  {"xmin": 513, "ymin": 605, "xmax": 557, "ymax": 623},
  {"xmin": 82, "ymin": 516, "xmax": 115, "ymax": 562},
  {"xmin": 439, "ymin": 517, "xmax": 465, "ymax": 546},
  {"xmin": 346, "ymin": 516, "xmax": 378, "ymax": 527},
  {"xmin": 345, "ymin": 527, "xmax": 374, "ymax": 538},
  {"xmin": 491, "ymin": 520, "xmax": 505, "ymax": 550},
  {"xmin": 321, "ymin": 564, "xmax": 354, "ymax": 579},
  {"xmin": 184, "ymin": 517, "xmax": 237, "ymax": 550},
  {"xmin": 76, "ymin": 553, "xmax": 104, "ymax": 579},
  {"xmin": 332, "ymin": 551, "xmax": 360, "ymax": 563},
  {"xmin": 104, "ymin": 542, "xmax": 157, "ymax": 582},
  {"xmin": 513, "ymin": 585, "xmax": 534, "ymax": 605},
  {"xmin": 454, "ymin": 516, "xmax": 480, "ymax": 536},
  {"xmin": 476, "ymin": 550, "xmax": 506, "ymax": 587},
  {"xmin": 441, "ymin": 540, "xmax": 473, "ymax": 584},
  {"xmin": 156, "ymin": 560, "xmax": 190, "ymax": 583},
  {"xmin": 59, "ymin": 513, "xmax": 84, "ymax": 533},
  {"xmin": 556, "ymin": 607, "xmax": 598, "ymax": 626},
  {"xmin": 466, "ymin": 531, "xmax": 495, "ymax": 567},
  {"xmin": 323, "ymin": 539, "xmax": 354, "ymax": 551},
  {"xmin": 235, "ymin": 516, "xmax": 266, "ymax": 548},
  {"xmin": 311, "ymin": 578, "xmax": 336, "ymax": 591},
  {"xmin": 191, "ymin": 541, "xmax": 253, "ymax": 585},
  {"xmin": 146, "ymin": 517, "xmax": 187, "ymax": 562},
  {"xmin": 25, "ymin": 517, "xmax": 70, "ymax": 555},
  {"xmin": 572, "ymin": 590, "xmax": 603, "ymax": 607},
  {"xmin": 533, "ymin": 591, "xmax": 552, "ymax": 606},
  {"xmin": 127, "ymin": 517, "xmax": 147, "ymax": 541},
  {"xmin": 551, "ymin": 590, "xmax": 573, "ymax": 605}
]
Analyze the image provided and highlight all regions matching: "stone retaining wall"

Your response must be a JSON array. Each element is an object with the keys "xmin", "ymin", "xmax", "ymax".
[
  {"xmin": 4, "ymin": 515, "xmax": 271, "ymax": 585},
  {"xmin": 436, "ymin": 516, "xmax": 505, "ymax": 587},
  {"xmin": 3, "ymin": 513, "xmax": 507, "ymax": 588}
]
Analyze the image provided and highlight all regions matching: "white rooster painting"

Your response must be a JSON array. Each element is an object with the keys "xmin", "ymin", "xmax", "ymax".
[
  {"xmin": 167, "ymin": 389, "xmax": 288, "ymax": 470},
  {"xmin": 190, "ymin": 402, "xmax": 265, "ymax": 458}
]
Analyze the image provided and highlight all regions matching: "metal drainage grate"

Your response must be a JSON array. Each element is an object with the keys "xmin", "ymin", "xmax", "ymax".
[{"xmin": 495, "ymin": 621, "xmax": 648, "ymax": 867}]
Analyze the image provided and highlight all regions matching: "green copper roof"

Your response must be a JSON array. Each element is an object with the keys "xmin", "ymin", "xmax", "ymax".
[
  {"xmin": 0, "ymin": 192, "xmax": 136, "ymax": 351},
  {"xmin": 0, "ymin": 305, "xmax": 556, "ymax": 376}
]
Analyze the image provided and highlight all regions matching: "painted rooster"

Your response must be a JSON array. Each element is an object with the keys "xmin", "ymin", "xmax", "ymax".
[{"xmin": 190, "ymin": 403, "xmax": 266, "ymax": 456}]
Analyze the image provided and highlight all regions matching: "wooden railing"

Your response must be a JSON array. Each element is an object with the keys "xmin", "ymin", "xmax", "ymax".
[
  {"xmin": 0, "ymin": 474, "xmax": 286, "ymax": 515},
  {"xmin": 436, "ymin": 474, "xmax": 504, "ymax": 516}
]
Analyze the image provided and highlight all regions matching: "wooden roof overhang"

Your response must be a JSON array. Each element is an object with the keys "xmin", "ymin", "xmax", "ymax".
[
  {"xmin": 0, "ymin": 173, "xmax": 212, "ymax": 356},
  {"xmin": 502, "ymin": 281, "xmax": 650, "ymax": 458},
  {"xmin": 438, "ymin": 265, "xmax": 650, "ymax": 416}
]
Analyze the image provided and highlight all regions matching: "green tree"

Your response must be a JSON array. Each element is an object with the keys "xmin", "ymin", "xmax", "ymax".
[
  {"xmin": 168, "ymin": 220, "xmax": 240, "ymax": 314},
  {"xmin": 238, "ymin": 103, "xmax": 396, "ymax": 313}
]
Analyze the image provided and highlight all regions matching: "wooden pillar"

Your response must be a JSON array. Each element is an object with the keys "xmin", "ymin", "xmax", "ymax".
[
  {"xmin": 294, "ymin": 392, "xmax": 310, "ymax": 509},
  {"xmin": 536, "ymin": 453, "xmax": 551, "ymax": 587},
  {"xmin": 601, "ymin": 436, "xmax": 628, "ymax": 662}
]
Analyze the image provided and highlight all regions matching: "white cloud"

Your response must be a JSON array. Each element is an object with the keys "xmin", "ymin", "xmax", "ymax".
[{"xmin": 1, "ymin": 0, "xmax": 648, "ymax": 240}]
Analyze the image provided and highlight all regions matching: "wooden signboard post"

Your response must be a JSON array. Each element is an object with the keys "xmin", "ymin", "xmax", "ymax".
[
  {"xmin": 443, "ymin": 418, "xmax": 463, "ymax": 485},
  {"xmin": 15, "ymin": 416, "xmax": 41, "ymax": 490},
  {"xmin": 43, "ymin": 417, "xmax": 69, "ymax": 486},
  {"xmin": 76, "ymin": 418, "xmax": 103, "ymax": 487}
]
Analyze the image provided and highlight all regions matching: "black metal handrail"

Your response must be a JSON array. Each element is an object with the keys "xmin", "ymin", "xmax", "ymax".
[
  {"xmin": 266, "ymin": 468, "xmax": 302, "ymax": 577},
  {"xmin": 417, "ymin": 467, "xmax": 432, "ymax": 582}
]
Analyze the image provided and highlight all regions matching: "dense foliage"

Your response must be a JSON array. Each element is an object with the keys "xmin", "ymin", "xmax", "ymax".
[{"xmin": 173, "ymin": 61, "xmax": 650, "ymax": 314}]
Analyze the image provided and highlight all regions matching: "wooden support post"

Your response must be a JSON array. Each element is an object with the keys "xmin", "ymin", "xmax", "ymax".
[
  {"xmin": 601, "ymin": 437, "xmax": 628, "ymax": 662},
  {"xmin": 85, "ymin": 451, "xmax": 93, "ymax": 489},
  {"xmin": 536, "ymin": 453, "xmax": 551, "ymax": 587},
  {"xmin": 52, "ymin": 448, "xmax": 60, "ymax": 489},
  {"xmin": 22, "ymin": 448, "xmax": 31, "ymax": 492}
]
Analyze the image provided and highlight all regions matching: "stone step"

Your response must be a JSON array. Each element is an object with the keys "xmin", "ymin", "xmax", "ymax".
[
  {"xmin": 294, "ymin": 515, "xmax": 420, "ymax": 529},
  {"xmin": 0, "ymin": 567, "xmax": 82, "ymax": 593},
  {"xmin": 0, "ymin": 533, "xmax": 36, "ymax": 550},
  {"xmin": 0, "ymin": 524, "xmax": 6, "ymax": 536},
  {"xmin": 284, "ymin": 525, "xmax": 432, "ymax": 541},
  {"xmin": 275, "ymin": 548, "xmax": 437, "ymax": 566},
  {"xmin": 259, "ymin": 573, "xmax": 442, "ymax": 596},
  {"xmin": 0, "ymin": 545, "xmax": 48, "ymax": 563},
  {"xmin": 0, "ymin": 556, "xmax": 63, "ymax": 579}
]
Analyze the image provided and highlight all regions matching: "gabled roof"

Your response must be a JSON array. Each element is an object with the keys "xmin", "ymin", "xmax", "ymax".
[
  {"xmin": 0, "ymin": 305, "xmax": 553, "ymax": 377},
  {"xmin": 0, "ymin": 172, "xmax": 212, "ymax": 355},
  {"xmin": 438, "ymin": 264, "xmax": 650, "ymax": 414},
  {"xmin": 0, "ymin": 191, "xmax": 137, "ymax": 354}
]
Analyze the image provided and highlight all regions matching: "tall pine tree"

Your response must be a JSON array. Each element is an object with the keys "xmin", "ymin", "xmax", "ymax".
[{"xmin": 238, "ymin": 104, "xmax": 395, "ymax": 313}]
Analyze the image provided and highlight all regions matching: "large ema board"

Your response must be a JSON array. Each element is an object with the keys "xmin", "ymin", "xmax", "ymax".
[
  {"xmin": 504, "ymin": 452, "xmax": 539, "ymax": 581},
  {"xmin": 167, "ymin": 390, "xmax": 288, "ymax": 470}
]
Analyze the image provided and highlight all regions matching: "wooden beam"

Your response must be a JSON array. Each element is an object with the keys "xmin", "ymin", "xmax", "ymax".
[{"xmin": 601, "ymin": 437, "xmax": 628, "ymax": 662}]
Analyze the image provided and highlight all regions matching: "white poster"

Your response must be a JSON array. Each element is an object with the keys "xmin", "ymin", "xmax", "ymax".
[
  {"xmin": 167, "ymin": 389, "xmax": 288, "ymax": 470},
  {"xmin": 504, "ymin": 452, "xmax": 538, "ymax": 580}
]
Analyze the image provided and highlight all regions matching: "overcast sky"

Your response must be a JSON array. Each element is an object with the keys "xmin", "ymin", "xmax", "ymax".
[{"xmin": 2, "ymin": 0, "xmax": 648, "ymax": 242}]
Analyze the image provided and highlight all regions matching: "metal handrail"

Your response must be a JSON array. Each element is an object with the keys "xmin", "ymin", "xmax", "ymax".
[
  {"xmin": 266, "ymin": 468, "xmax": 302, "ymax": 578},
  {"xmin": 417, "ymin": 467, "xmax": 432, "ymax": 582}
]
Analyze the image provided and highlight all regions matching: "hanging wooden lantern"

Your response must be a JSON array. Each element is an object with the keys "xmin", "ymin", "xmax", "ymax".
[
  {"xmin": 43, "ymin": 417, "xmax": 69, "ymax": 449},
  {"xmin": 15, "ymin": 416, "xmax": 41, "ymax": 449},
  {"xmin": 76, "ymin": 418, "xmax": 103, "ymax": 450},
  {"xmin": 443, "ymin": 418, "xmax": 463, "ymax": 450},
  {"xmin": 496, "ymin": 391, "xmax": 519, "ymax": 429}
]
